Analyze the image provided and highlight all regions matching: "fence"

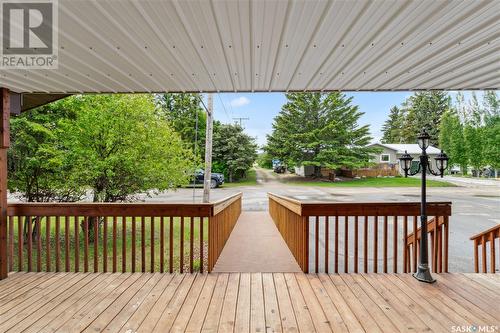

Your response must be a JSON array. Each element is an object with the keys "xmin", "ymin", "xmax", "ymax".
[
  {"xmin": 405, "ymin": 216, "xmax": 449, "ymax": 273},
  {"xmin": 340, "ymin": 165, "xmax": 399, "ymax": 178},
  {"xmin": 6, "ymin": 193, "xmax": 242, "ymax": 274},
  {"xmin": 470, "ymin": 224, "xmax": 499, "ymax": 273},
  {"xmin": 268, "ymin": 193, "xmax": 451, "ymax": 273}
]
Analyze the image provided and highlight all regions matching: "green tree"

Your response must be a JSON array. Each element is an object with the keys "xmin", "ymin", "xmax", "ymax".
[
  {"xmin": 482, "ymin": 92, "xmax": 500, "ymax": 177},
  {"xmin": 264, "ymin": 112, "xmax": 296, "ymax": 169},
  {"xmin": 156, "ymin": 93, "xmax": 206, "ymax": 160},
  {"xmin": 212, "ymin": 122, "xmax": 258, "ymax": 182},
  {"xmin": 256, "ymin": 152, "xmax": 273, "ymax": 169},
  {"xmin": 8, "ymin": 100, "xmax": 83, "ymax": 202},
  {"xmin": 483, "ymin": 116, "xmax": 500, "ymax": 177},
  {"xmin": 400, "ymin": 92, "xmax": 450, "ymax": 144},
  {"xmin": 439, "ymin": 110, "xmax": 467, "ymax": 174},
  {"xmin": 381, "ymin": 106, "xmax": 403, "ymax": 143},
  {"xmin": 464, "ymin": 125, "xmax": 485, "ymax": 177},
  {"xmin": 62, "ymin": 94, "xmax": 195, "ymax": 202},
  {"xmin": 455, "ymin": 92, "xmax": 468, "ymax": 124},
  {"xmin": 266, "ymin": 92, "xmax": 376, "ymax": 177},
  {"xmin": 483, "ymin": 91, "xmax": 500, "ymax": 121}
]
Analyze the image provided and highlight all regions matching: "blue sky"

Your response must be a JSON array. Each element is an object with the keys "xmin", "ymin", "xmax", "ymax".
[{"xmin": 211, "ymin": 91, "xmax": 478, "ymax": 147}]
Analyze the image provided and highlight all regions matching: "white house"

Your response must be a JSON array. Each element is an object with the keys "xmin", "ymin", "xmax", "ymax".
[
  {"xmin": 368, "ymin": 143, "xmax": 442, "ymax": 175},
  {"xmin": 294, "ymin": 165, "xmax": 315, "ymax": 177}
]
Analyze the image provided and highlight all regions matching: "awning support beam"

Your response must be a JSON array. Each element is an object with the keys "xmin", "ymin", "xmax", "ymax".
[{"xmin": 0, "ymin": 88, "xmax": 10, "ymax": 279}]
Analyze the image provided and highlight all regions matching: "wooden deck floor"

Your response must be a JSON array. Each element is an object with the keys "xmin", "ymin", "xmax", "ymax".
[{"xmin": 0, "ymin": 272, "xmax": 498, "ymax": 333}]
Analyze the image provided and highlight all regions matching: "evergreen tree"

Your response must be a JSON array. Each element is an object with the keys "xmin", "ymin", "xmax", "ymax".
[
  {"xmin": 399, "ymin": 100, "xmax": 415, "ymax": 143},
  {"xmin": 266, "ymin": 92, "xmax": 377, "ymax": 177},
  {"xmin": 399, "ymin": 92, "xmax": 450, "ymax": 145},
  {"xmin": 212, "ymin": 123, "xmax": 258, "ymax": 182},
  {"xmin": 381, "ymin": 106, "xmax": 403, "ymax": 143}
]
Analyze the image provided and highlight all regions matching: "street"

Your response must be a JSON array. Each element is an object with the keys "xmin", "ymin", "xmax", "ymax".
[{"xmin": 148, "ymin": 168, "xmax": 500, "ymax": 273}]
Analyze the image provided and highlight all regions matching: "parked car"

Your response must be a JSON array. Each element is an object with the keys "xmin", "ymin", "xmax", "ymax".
[
  {"xmin": 273, "ymin": 165, "xmax": 286, "ymax": 174},
  {"xmin": 193, "ymin": 169, "xmax": 224, "ymax": 188}
]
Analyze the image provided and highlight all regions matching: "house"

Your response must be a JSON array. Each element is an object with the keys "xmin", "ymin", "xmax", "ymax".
[
  {"xmin": 368, "ymin": 143, "xmax": 442, "ymax": 175},
  {"xmin": 294, "ymin": 165, "xmax": 315, "ymax": 177}
]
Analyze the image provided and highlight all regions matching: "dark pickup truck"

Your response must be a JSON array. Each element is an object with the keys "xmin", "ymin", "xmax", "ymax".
[{"xmin": 193, "ymin": 170, "xmax": 224, "ymax": 188}]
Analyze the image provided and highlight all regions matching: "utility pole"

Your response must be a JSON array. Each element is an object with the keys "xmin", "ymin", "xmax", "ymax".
[
  {"xmin": 203, "ymin": 94, "xmax": 213, "ymax": 203},
  {"xmin": 232, "ymin": 117, "xmax": 249, "ymax": 127}
]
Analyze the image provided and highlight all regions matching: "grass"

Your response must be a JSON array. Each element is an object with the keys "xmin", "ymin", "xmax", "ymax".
[
  {"xmin": 223, "ymin": 168, "xmax": 258, "ymax": 188},
  {"xmin": 285, "ymin": 176, "xmax": 455, "ymax": 187},
  {"xmin": 7, "ymin": 216, "xmax": 208, "ymax": 273}
]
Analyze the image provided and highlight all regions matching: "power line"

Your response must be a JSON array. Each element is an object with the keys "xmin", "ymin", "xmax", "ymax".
[
  {"xmin": 197, "ymin": 94, "xmax": 210, "ymax": 115},
  {"xmin": 217, "ymin": 93, "xmax": 232, "ymax": 123},
  {"xmin": 233, "ymin": 117, "xmax": 249, "ymax": 127},
  {"xmin": 223, "ymin": 94, "xmax": 235, "ymax": 120}
]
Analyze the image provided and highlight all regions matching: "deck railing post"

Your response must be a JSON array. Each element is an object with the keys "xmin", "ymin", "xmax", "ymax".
[{"xmin": 0, "ymin": 88, "xmax": 10, "ymax": 280}]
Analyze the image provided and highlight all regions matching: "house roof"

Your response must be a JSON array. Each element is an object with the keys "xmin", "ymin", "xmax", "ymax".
[
  {"xmin": 371, "ymin": 143, "xmax": 441, "ymax": 155},
  {"xmin": 0, "ymin": 0, "xmax": 498, "ymax": 94}
]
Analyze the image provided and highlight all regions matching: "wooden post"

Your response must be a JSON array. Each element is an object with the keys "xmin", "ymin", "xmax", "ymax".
[{"xmin": 0, "ymin": 88, "xmax": 10, "ymax": 279}]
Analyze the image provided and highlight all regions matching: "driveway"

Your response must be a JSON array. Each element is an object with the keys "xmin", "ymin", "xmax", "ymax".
[{"xmin": 148, "ymin": 168, "xmax": 500, "ymax": 273}]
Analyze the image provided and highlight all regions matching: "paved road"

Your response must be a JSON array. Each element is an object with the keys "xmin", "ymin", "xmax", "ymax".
[{"xmin": 149, "ymin": 168, "xmax": 500, "ymax": 273}]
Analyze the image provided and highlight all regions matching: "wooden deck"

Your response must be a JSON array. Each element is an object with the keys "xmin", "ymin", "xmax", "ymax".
[{"xmin": 0, "ymin": 272, "xmax": 498, "ymax": 332}]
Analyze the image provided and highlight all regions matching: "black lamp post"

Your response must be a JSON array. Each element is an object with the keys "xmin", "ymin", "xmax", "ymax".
[{"xmin": 398, "ymin": 129, "xmax": 449, "ymax": 283}]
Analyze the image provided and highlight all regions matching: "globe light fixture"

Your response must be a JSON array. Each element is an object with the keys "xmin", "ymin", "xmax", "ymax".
[
  {"xmin": 435, "ymin": 150, "xmax": 449, "ymax": 175},
  {"xmin": 417, "ymin": 129, "xmax": 431, "ymax": 150},
  {"xmin": 399, "ymin": 150, "xmax": 414, "ymax": 176},
  {"xmin": 398, "ymin": 129, "xmax": 449, "ymax": 283}
]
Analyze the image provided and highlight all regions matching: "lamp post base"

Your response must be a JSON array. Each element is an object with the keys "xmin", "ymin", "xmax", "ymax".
[{"xmin": 413, "ymin": 264, "xmax": 436, "ymax": 283}]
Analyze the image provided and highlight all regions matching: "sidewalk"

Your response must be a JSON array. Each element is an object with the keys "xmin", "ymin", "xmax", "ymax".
[
  {"xmin": 427, "ymin": 175, "xmax": 500, "ymax": 187},
  {"xmin": 212, "ymin": 211, "xmax": 302, "ymax": 272}
]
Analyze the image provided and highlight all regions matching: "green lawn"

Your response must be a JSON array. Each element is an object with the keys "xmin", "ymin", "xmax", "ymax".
[
  {"xmin": 8, "ymin": 216, "xmax": 208, "ymax": 273},
  {"xmin": 223, "ymin": 168, "xmax": 258, "ymax": 187},
  {"xmin": 285, "ymin": 176, "xmax": 455, "ymax": 187}
]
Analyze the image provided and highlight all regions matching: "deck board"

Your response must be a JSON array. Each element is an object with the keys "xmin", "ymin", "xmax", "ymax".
[{"xmin": 0, "ymin": 272, "xmax": 498, "ymax": 332}]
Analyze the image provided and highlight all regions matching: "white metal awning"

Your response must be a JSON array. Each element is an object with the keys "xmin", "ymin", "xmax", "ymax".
[{"xmin": 1, "ymin": 0, "xmax": 499, "ymax": 94}]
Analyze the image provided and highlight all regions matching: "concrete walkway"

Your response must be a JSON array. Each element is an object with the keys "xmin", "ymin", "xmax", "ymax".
[{"xmin": 212, "ymin": 211, "xmax": 302, "ymax": 272}]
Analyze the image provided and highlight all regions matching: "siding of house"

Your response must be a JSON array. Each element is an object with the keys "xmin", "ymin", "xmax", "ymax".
[
  {"xmin": 294, "ymin": 165, "xmax": 315, "ymax": 177},
  {"xmin": 371, "ymin": 145, "xmax": 398, "ymax": 164},
  {"xmin": 369, "ymin": 143, "xmax": 439, "ymax": 175}
]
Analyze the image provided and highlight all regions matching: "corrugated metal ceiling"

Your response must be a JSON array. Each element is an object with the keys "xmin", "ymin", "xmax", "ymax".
[{"xmin": 1, "ymin": 0, "xmax": 499, "ymax": 93}]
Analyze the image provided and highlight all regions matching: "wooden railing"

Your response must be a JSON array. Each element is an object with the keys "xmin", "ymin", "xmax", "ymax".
[
  {"xmin": 406, "ymin": 216, "xmax": 448, "ymax": 273},
  {"xmin": 208, "ymin": 193, "xmax": 242, "ymax": 271},
  {"xmin": 269, "ymin": 194, "xmax": 308, "ymax": 272},
  {"xmin": 6, "ymin": 193, "xmax": 242, "ymax": 274},
  {"xmin": 470, "ymin": 224, "xmax": 499, "ymax": 273},
  {"xmin": 268, "ymin": 193, "xmax": 451, "ymax": 274}
]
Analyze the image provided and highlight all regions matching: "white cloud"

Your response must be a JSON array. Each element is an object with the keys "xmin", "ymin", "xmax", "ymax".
[{"xmin": 230, "ymin": 96, "xmax": 250, "ymax": 108}]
